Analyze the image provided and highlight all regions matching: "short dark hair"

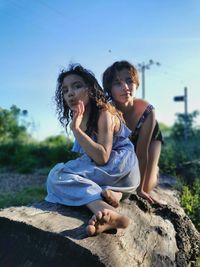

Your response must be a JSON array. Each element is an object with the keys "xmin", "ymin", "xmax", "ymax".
[{"xmin": 102, "ymin": 60, "xmax": 139, "ymax": 100}]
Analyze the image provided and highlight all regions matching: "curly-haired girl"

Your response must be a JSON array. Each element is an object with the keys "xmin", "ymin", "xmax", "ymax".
[{"xmin": 45, "ymin": 64, "xmax": 140, "ymax": 236}]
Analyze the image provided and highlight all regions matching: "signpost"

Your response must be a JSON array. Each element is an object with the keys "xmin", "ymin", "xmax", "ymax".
[
  {"xmin": 174, "ymin": 87, "xmax": 188, "ymax": 140},
  {"xmin": 174, "ymin": 96, "xmax": 185, "ymax": 102}
]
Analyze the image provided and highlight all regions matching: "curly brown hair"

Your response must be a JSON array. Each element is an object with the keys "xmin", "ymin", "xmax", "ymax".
[{"xmin": 55, "ymin": 63, "xmax": 116, "ymax": 136}]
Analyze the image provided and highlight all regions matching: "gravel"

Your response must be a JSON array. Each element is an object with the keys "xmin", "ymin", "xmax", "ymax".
[{"xmin": 0, "ymin": 172, "xmax": 47, "ymax": 194}]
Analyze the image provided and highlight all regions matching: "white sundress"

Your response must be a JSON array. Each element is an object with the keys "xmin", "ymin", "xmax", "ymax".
[{"xmin": 45, "ymin": 122, "xmax": 140, "ymax": 206}]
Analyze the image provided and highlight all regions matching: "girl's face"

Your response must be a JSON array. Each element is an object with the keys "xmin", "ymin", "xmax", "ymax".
[
  {"xmin": 111, "ymin": 68, "xmax": 137, "ymax": 105},
  {"xmin": 61, "ymin": 74, "xmax": 90, "ymax": 110}
]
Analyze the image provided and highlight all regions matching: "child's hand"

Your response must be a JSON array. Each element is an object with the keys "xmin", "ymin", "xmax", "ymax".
[{"xmin": 70, "ymin": 101, "xmax": 85, "ymax": 131}]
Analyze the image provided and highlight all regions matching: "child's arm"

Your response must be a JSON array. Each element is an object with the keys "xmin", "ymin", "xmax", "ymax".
[
  {"xmin": 71, "ymin": 101, "xmax": 115, "ymax": 165},
  {"xmin": 135, "ymin": 110, "xmax": 155, "ymax": 201}
]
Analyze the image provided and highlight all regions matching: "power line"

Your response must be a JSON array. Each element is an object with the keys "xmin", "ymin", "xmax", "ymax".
[{"xmin": 37, "ymin": 0, "xmax": 68, "ymax": 20}]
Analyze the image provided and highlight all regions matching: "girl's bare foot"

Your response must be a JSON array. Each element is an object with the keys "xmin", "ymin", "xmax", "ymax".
[
  {"xmin": 137, "ymin": 189, "xmax": 167, "ymax": 206},
  {"xmin": 86, "ymin": 209, "xmax": 129, "ymax": 236},
  {"xmin": 101, "ymin": 190, "xmax": 122, "ymax": 208}
]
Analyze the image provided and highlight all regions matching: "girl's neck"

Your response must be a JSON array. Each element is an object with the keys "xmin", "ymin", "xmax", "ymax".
[{"xmin": 115, "ymin": 99, "xmax": 134, "ymax": 114}]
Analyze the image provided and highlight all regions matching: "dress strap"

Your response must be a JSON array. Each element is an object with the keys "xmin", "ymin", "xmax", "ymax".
[
  {"xmin": 130, "ymin": 104, "xmax": 154, "ymax": 145},
  {"xmin": 135, "ymin": 104, "xmax": 154, "ymax": 130}
]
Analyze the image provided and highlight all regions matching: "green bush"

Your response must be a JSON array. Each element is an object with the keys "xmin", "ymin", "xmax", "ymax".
[
  {"xmin": 159, "ymin": 110, "xmax": 200, "ymax": 233},
  {"xmin": 0, "ymin": 135, "xmax": 78, "ymax": 173},
  {"xmin": 160, "ymin": 138, "xmax": 200, "ymax": 176},
  {"xmin": 180, "ymin": 180, "xmax": 200, "ymax": 231},
  {"xmin": 159, "ymin": 139, "xmax": 177, "ymax": 176}
]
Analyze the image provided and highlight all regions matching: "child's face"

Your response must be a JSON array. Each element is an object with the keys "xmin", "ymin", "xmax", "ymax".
[
  {"xmin": 62, "ymin": 74, "xmax": 90, "ymax": 110},
  {"xmin": 111, "ymin": 68, "xmax": 137, "ymax": 104}
]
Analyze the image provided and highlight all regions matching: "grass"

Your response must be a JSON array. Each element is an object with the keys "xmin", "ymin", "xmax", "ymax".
[
  {"xmin": 197, "ymin": 257, "xmax": 200, "ymax": 267},
  {"xmin": 0, "ymin": 186, "xmax": 46, "ymax": 209}
]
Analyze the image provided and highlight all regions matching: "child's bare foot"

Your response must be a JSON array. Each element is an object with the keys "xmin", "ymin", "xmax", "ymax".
[
  {"xmin": 86, "ymin": 209, "xmax": 129, "ymax": 236},
  {"xmin": 101, "ymin": 190, "xmax": 122, "ymax": 208}
]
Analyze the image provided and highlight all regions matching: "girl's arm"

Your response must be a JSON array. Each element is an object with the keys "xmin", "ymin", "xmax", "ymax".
[
  {"xmin": 136, "ymin": 110, "xmax": 155, "ymax": 201},
  {"xmin": 71, "ymin": 102, "xmax": 114, "ymax": 165}
]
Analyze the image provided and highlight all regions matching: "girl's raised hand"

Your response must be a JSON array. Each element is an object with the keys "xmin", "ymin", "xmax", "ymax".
[{"xmin": 70, "ymin": 100, "xmax": 85, "ymax": 131}]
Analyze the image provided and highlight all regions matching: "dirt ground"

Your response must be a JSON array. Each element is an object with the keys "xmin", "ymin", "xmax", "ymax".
[{"xmin": 0, "ymin": 172, "xmax": 47, "ymax": 194}]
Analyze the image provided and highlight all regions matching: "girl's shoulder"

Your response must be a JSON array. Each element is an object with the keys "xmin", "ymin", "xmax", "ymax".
[
  {"xmin": 98, "ymin": 109, "xmax": 121, "ymax": 134},
  {"xmin": 130, "ymin": 98, "xmax": 151, "ymax": 120},
  {"xmin": 98, "ymin": 109, "xmax": 116, "ymax": 126},
  {"xmin": 99, "ymin": 103, "xmax": 123, "ymax": 123},
  {"xmin": 134, "ymin": 98, "xmax": 150, "ymax": 110}
]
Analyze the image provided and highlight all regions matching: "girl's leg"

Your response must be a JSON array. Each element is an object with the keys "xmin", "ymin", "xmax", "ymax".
[
  {"xmin": 101, "ymin": 190, "xmax": 122, "ymax": 208},
  {"xmin": 143, "ymin": 140, "xmax": 161, "ymax": 193},
  {"xmin": 86, "ymin": 199, "xmax": 129, "ymax": 236}
]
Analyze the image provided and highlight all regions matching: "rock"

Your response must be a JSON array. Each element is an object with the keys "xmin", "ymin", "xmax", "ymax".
[{"xmin": 0, "ymin": 186, "xmax": 199, "ymax": 267}]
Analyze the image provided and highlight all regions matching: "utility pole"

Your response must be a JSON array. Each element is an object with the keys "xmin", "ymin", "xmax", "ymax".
[
  {"xmin": 137, "ymin": 60, "xmax": 160, "ymax": 99},
  {"xmin": 184, "ymin": 86, "xmax": 188, "ymax": 141}
]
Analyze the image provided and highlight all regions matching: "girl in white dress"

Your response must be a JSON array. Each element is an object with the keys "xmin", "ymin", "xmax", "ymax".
[{"xmin": 45, "ymin": 64, "xmax": 140, "ymax": 235}]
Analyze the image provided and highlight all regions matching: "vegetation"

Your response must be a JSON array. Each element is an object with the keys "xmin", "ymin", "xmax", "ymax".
[
  {"xmin": 0, "ymin": 105, "xmax": 77, "ymax": 173},
  {"xmin": 0, "ymin": 105, "xmax": 77, "ymax": 207},
  {"xmin": 160, "ymin": 111, "xmax": 200, "ymax": 231},
  {"xmin": 0, "ymin": 187, "xmax": 46, "ymax": 209},
  {"xmin": 0, "ymin": 105, "xmax": 200, "ymax": 233}
]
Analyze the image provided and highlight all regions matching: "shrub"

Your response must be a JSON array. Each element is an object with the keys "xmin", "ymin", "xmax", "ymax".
[
  {"xmin": 180, "ymin": 180, "xmax": 200, "ymax": 231},
  {"xmin": 0, "ymin": 135, "xmax": 78, "ymax": 173}
]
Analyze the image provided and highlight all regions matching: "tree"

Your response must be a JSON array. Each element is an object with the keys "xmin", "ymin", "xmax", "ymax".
[
  {"xmin": 171, "ymin": 110, "xmax": 200, "ymax": 140},
  {"xmin": 0, "ymin": 105, "xmax": 31, "ymax": 143}
]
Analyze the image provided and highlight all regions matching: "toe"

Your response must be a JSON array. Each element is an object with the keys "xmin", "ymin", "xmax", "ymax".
[
  {"xmin": 96, "ymin": 210, "xmax": 103, "ymax": 220},
  {"xmin": 86, "ymin": 225, "xmax": 96, "ymax": 236}
]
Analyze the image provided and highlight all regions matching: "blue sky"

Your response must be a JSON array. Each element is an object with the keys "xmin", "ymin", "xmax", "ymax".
[{"xmin": 0, "ymin": 0, "xmax": 200, "ymax": 140}]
